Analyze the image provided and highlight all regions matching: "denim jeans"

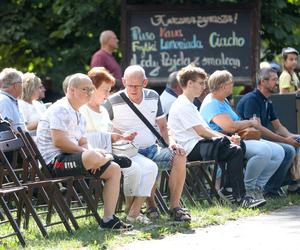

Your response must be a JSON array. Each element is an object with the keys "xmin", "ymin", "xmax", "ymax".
[
  {"xmin": 244, "ymin": 139, "xmax": 284, "ymax": 190},
  {"xmin": 264, "ymin": 142, "xmax": 296, "ymax": 194},
  {"xmin": 138, "ymin": 144, "xmax": 174, "ymax": 171}
]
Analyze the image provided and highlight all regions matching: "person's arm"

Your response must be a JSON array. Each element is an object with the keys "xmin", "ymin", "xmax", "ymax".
[
  {"xmin": 51, "ymin": 129, "xmax": 86, "ymax": 153},
  {"xmin": 192, "ymin": 124, "xmax": 224, "ymax": 138},
  {"xmin": 26, "ymin": 121, "xmax": 39, "ymax": 131},
  {"xmin": 271, "ymin": 119, "xmax": 300, "ymax": 147},
  {"xmin": 279, "ymin": 87, "xmax": 290, "ymax": 94},
  {"xmin": 212, "ymin": 113, "xmax": 257, "ymax": 134},
  {"xmin": 156, "ymin": 117, "xmax": 170, "ymax": 145}
]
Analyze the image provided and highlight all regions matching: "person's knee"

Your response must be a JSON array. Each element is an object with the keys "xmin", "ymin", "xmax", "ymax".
[
  {"xmin": 173, "ymin": 154, "xmax": 186, "ymax": 168},
  {"xmin": 273, "ymin": 145, "xmax": 285, "ymax": 162},
  {"xmin": 101, "ymin": 162, "xmax": 121, "ymax": 180},
  {"xmin": 283, "ymin": 144, "xmax": 296, "ymax": 159},
  {"xmin": 82, "ymin": 150, "xmax": 112, "ymax": 170},
  {"xmin": 247, "ymin": 143, "xmax": 272, "ymax": 161}
]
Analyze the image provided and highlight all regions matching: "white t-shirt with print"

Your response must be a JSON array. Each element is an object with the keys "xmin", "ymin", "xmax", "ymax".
[
  {"xmin": 168, "ymin": 94, "xmax": 209, "ymax": 155},
  {"xmin": 36, "ymin": 97, "xmax": 86, "ymax": 164}
]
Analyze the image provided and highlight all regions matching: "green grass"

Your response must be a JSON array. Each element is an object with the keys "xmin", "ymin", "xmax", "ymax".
[{"xmin": 1, "ymin": 194, "xmax": 300, "ymax": 250}]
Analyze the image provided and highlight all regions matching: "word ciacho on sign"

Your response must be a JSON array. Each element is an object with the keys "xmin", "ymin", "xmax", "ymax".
[{"xmin": 121, "ymin": 2, "xmax": 260, "ymax": 86}]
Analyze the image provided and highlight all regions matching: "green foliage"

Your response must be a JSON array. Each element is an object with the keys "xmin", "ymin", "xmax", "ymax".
[
  {"xmin": 0, "ymin": 0, "xmax": 121, "ymax": 88},
  {"xmin": 261, "ymin": 0, "xmax": 300, "ymax": 60},
  {"xmin": 0, "ymin": 0, "xmax": 299, "ymax": 89}
]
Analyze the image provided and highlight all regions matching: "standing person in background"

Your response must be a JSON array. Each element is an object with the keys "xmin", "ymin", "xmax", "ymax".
[
  {"xmin": 160, "ymin": 71, "xmax": 182, "ymax": 116},
  {"xmin": 279, "ymin": 47, "xmax": 299, "ymax": 94},
  {"xmin": 90, "ymin": 30, "xmax": 122, "ymax": 92}
]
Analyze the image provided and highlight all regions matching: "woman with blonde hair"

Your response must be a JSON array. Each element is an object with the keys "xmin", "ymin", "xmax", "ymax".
[
  {"xmin": 19, "ymin": 72, "xmax": 45, "ymax": 131},
  {"xmin": 200, "ymin": 70, "xmax": 285, "ymax": 203}
]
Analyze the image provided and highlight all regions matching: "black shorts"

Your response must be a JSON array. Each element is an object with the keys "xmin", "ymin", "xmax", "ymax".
[{"xmin": 47, "ymin": 152, "xmax": 110, "ymax": 178}]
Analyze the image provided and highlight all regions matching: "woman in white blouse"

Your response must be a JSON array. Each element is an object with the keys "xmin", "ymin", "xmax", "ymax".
[{"xmin": 19, "ymin": 73, "xmax": 45, "ymax": 132}]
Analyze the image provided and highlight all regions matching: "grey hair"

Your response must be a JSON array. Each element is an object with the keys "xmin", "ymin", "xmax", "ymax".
[
  {"xmin": 258, "ymin": 67, "xmax": 277, "ymax": 84},
  {"xmin": 62, "ymin": 74, "xmax": 73, "ymax": 94},
  {"xmin": 123, "ymin": 65, "xmax": 146, "ymax": 80},
  {"xmin": 0, "ymin": 68, "xmax": 23, "ymax": 89},
  {"xmin": 167, "ymin": 71, "xmax": 179, "ymax": 88},
  {"xmin": 208, "ymin": 70, "xmax": 233, "ymax": 92},
  {"xmin": 99, "ymin": 30, "xmax": 114, "ymax": 45},
  {"xmin": 20, "ymin": 72, "xmax": 42, "ymax": 102},
  {"xmin": 68, "ymin": 73, "xmax": 91, "ymax": 89}
]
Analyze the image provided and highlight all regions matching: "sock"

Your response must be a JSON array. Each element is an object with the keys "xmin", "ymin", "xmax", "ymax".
[{"xmin": 102, "ymin": 215, "xmax": 114, "ymax": 223}]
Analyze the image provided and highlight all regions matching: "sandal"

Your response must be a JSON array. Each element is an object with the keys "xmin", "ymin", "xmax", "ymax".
[
  {"xmin": 169, "ymin": 207, "xmax": 191, "ymax": 222},
  {"xmin": 145, "ymin": 207, "xmax": 160, "ymax": 219}
]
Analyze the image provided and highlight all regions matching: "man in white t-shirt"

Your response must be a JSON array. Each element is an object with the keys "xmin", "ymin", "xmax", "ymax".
[
  {"xmin": 36, "ymin": 73, "xmax": 132, "ymax": 230},
  {"xmin": 105, "ymin": 65, "xmax": 190, "ymax": 222},
  {"xmin": 168, "ymin": 64, "xmax": 263, "ymax": 209}
]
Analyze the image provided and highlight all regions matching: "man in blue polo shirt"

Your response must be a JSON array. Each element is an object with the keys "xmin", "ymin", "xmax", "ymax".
[{"xmin": 236, "ymin": 67, "xmax": 300, "ymax": 197}]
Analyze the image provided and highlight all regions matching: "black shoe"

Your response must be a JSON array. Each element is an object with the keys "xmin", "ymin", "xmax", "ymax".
[
  {"xmin": 240, "ymin": 196, "xmax": 266, "ymax": 208},
  {"xmin": 287, "ymin": 187, "xmax": 300, "ymax": 195},
  {"xmin": 100, "ymin": 215, "xmax": 133, "ymax": 231},
  {"xmin": 218, "ymin": 187, "xmax": 236, "ymax": 204},
  {"xmin": 112, "ymin": 154, "xmax": 132, "ymax": 168},
  {"xmin": 264, "ymin": 190, "xmax": 285, "ymax": 199}
]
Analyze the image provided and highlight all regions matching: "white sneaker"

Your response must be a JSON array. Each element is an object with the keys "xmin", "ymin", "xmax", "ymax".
[{"xmin": 126, "ymin": 214, "xmax": 152, "ymax": 225}]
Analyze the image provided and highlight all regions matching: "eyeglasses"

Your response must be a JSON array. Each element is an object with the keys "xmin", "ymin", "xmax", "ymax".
[
  {"xmin": 193, "ymin": 80, "xmax": 207, "ymax": 86},
  {"xmin": 126, "ymin": 84, "xmax": 143, "ymax": 89},
  {"xmin": 77, "ymin": 87, "xmax": 95, "ymax": 94}
]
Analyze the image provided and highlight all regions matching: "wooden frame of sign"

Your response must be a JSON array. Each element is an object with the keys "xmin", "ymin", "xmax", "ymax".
[{"xmin": 121, "ymin": 1, "xmax": 261, "ymax": 87}]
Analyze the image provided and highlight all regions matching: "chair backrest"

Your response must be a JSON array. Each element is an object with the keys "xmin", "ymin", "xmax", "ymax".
[{"xmin": 17, "ymin": 128, "xmax": 52, "ymax": 179}]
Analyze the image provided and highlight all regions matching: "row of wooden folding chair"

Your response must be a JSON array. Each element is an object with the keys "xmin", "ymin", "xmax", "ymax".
[
  {"xmin": 18, "ymin": 129, "xmax": 103, "ymax": 227},
  {"xmin": 153, "ymin": 160, "xmax": 219, "ymax": 215},
  {"xmin": 0, "ymin": 130, "xmax": 49, "ymax": 246}
]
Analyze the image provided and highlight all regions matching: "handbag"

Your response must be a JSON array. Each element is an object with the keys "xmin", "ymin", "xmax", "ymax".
[
  {"xmin": 237, "ymin": 127, "xmax": 261, "ymax": 140},
  {"xmin": 112, "ymin": 140, "xmax": 138, "ymax": 158}
]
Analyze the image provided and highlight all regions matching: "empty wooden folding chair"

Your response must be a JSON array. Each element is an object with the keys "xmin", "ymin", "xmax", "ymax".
[
  {"xmin": 185, "ymin": 160, "xmax": 218, "ymax": 205},
  {"xmin": 0, "ymin": 185, "xmax": 27, "ymax": 247}
]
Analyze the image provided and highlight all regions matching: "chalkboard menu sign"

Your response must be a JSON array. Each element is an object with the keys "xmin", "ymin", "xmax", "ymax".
[{"xmin": 121, "ymin": 3, "xmax": 260, "ymax": 86}]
